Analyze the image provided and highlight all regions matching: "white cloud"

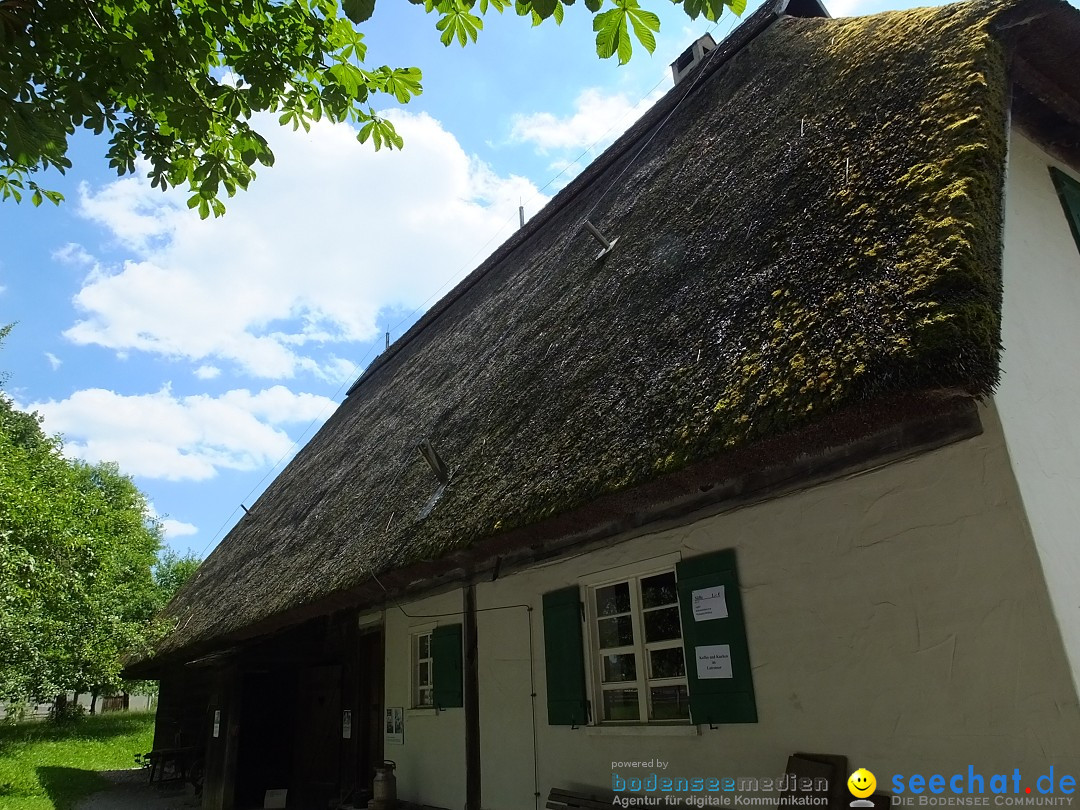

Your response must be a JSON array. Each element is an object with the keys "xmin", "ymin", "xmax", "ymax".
[
  {"xmin": 64, "ymin": 110, "xmax": 547, "ymax": 380},
  {"xmin": 194, "ymin": 365, "xmax": 221, "ymax": 380},
  {"xmin": 509, "ymin": 87, "xmax": 663, "ymax": 155},
  {"xmin": 53, "ymin": 243, "xmax": 95, "ymax": 266},
  {"xmin": 146, "ymin": 503, "xmax": 200, "ymax": 539},
  {"xmin": 45, "ymin": 352, "xmax": 62, "ymax": 370},
  {"xmin": 161, "ymin": 518, "xmax": 199, "ymax": 539},
  {"xmin": 29, "ymin": 385, "xmax": 337, "ymax": 481}
]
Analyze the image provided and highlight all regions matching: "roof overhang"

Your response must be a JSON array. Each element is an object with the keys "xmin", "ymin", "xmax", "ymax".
[
  {"xmin": 1002, "ymin": 0, "xmax": 1080, "ymax": 165},
  {"xmin": 130, "ymin": 390, "xmax": 981, "ymax": 678}
]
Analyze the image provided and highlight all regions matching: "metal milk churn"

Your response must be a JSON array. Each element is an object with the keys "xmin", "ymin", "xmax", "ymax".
[{"xmin": 370, "ymin": 760, "xmax": 397, "ymax": 809}]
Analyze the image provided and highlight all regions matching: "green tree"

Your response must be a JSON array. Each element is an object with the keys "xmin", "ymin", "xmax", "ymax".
[
  {"xmin": 0, "ymin": 380, "xmax": 163, "ymax": 703},
  {"xmin": 152, "ymin": 548, "xmax": 201, "ymax": 610},
  {"xmin": 1, "ymin": 0, "xmax": 741, "ymax": 217}
]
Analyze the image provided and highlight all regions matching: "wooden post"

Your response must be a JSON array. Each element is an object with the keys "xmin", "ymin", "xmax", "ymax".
[
  {"xmin": 202, "ymin": 665, "xmax": 241, "ymax": 810},
  {"xmin": 464, "ymin": 585, "xmax": 481, "ymax": 810}
]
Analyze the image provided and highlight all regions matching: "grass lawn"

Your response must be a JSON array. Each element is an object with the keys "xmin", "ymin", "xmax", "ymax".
[{"xmin": 0, "ymin": 711, "xmax": 155, "ymax": 810}]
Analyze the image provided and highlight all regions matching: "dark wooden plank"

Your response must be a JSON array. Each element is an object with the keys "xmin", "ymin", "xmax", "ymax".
[{"xmin": 464, "ymin": 585, "xmax": 481, "ymax": 810}]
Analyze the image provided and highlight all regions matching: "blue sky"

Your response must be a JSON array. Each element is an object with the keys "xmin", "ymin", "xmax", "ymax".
[{"xmin": 0, "ymin": 0, "xmax": 1060, "ymax": 560}]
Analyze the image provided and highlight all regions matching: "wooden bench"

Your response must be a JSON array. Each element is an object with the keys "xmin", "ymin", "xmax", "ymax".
[{"xmin": 137, "ymin": 745, "xmax": 203, "ymax": 787}]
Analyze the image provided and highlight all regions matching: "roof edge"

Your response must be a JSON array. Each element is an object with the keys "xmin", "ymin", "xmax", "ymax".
[{"xmin": 134, "ymin": 390, "xmax": 979, "ymax": 674}]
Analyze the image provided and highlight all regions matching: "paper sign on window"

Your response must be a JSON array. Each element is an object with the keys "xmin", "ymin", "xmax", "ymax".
[
  {"xmin": 696, "ymin": 644, "xmax": 734, "ymax": 679},
  {"xmin": 213, "ymin": 709, "xmax": 221, "ymax": 738},
  {"xmin": 691, "ymin": 585, "xmax": 728, "ymax": 621}
]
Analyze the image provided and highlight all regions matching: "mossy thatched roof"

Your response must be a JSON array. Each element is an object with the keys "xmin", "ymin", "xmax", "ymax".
[{"xmin": 149, "ymin": 0, "xmax": 1078, "ymax": 663}]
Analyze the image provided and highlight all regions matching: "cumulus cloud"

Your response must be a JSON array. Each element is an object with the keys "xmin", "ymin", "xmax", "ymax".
[
  {"xmin": 146, "ymin": 503, "xmax": 200, "ymax": 539},
  {"xmin": 194, "ymin": 365, "xmax": 221, "ymax": 380},
  {"xmin": 509, "ymin": 87, "xmax": 663, "ymax": 155},
  {"xmin": 53, "ymin": 243, "xmax": 95, "ymax": 266},
  {"xmin": 161, "ymin": 518, "xmax": 199, "ymax": 539},
  {"xmin": 64, "ymin": 111, "xmax": 547, "ymax": 380},
  {"xmin": 29, "ymin": 385, "xmax": 337, "ymax": 481}
]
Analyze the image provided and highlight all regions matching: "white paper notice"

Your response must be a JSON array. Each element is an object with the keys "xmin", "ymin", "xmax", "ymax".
[
  {"xmin": 696, "ymin": 644, "xmax": 734, "ymax": 679},
  {"xmin": 691, "ymin": 585, "xmax": 729, "ymax": 621}
]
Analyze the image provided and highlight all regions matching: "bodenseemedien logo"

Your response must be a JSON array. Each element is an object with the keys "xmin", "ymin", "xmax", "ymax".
[{"xmin": 849, "ymin": 769, "xmax": 877, "ymax": 808}]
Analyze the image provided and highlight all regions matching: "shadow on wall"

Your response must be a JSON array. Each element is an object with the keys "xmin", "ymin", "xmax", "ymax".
[{"xmin": 36, "ymin": 765, "xmax": 106, "ymax": 810}]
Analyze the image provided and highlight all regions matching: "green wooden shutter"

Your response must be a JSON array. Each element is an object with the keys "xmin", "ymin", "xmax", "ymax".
[
  {"xmin": 676, "ymin": 549, "xmax": 757, "ymax": 724},
  {"xmin": 432, "ymin": 624, "xmax": 463, "ymax": 709},
  {"xmin": 1051, "ymin": 167, "xmax": 1080, "ymax": 255},
  {"xmin": 542, "ymin": 586, "xmax": 589, "ymax": 725}
]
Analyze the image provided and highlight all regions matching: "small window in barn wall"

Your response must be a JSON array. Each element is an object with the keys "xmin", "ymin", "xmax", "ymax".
[
  {"xmin": 586, "ymin": 571, "xmax": 690, "ymax": 723},
  {"xmin": 413, "ymin": 631, "xmax": 434, "ymax": 708},
  {"xmin": 1050, "ymin": 167, "xmax": 1080, "ymax": 255},
  {"xmin": 541, "ymin": 549, "xmax": 757, "ymax": 727}
]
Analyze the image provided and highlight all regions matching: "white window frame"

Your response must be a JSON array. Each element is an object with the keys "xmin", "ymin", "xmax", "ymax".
[
  {"xmin": 583, "ymin": 562, "xmax": 689, "ymax": 725},
  {"xmin": 411, "ymin": 626, "xmax": 435, "ymax": 709}
]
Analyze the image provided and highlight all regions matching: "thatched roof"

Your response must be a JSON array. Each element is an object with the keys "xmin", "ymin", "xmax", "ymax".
[{"xmin": 147, "ymin": 0, "xmax": 1080, "ymax": 665}]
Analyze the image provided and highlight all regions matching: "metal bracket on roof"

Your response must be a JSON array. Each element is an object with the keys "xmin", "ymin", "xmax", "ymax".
[
  {"xmin": 582, "ymin": 219, "xmax": 619, "ymax": 260},
  {"xmin": 417, "ymin": 438, "xmax": 451, "ymax": 486}
]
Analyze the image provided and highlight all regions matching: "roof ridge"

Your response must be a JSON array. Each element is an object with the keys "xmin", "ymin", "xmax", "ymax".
[{"xmin": 345, "ymin": 0, "xmax": 804, "ymax": 398}]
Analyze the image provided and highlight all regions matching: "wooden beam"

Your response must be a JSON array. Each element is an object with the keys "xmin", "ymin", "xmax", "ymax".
[{"xmin": 464, "ymin": 585, "xmax": 481, "ymax": 810}]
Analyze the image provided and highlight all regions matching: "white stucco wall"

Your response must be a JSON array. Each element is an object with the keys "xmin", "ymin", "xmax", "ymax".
[
  {"xmin": 382, "ymin": 588, "xmax": 467, "ymax": 809},
  {"xmin": 385, "ymin": 405, "xmax": 1080, "ymax": 809},
  {"xmin": 995, "ymin": 127, "xmax": 1080, "ymax": 695}
]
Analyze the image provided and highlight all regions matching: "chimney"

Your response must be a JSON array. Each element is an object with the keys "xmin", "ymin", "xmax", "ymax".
[{"xmin": 670, "ymin": 33, "xmax": 717, "ymax": 85}]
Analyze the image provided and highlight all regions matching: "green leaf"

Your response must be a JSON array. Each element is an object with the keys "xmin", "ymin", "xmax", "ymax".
[
  {"xmin": 532, "ymin": 0, "xmax": 557, "ymax": 17},
  {"xmin": 594, "ymin": 6, "xmax": 629, "ymax": 62},
  {"xmin": 626, "ymin": 5, "xmax": 659, "ymax": 54},
  {"xmin": 342, "ymin": 0, "xmax": 377, "ymax": 22},
  {"xmin": 436, "ymin": 7, "xmax": 484, "ymax": 46}
]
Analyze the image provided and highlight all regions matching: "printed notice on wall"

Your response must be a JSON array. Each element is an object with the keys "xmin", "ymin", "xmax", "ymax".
[
  {"xmin": 342, "ymin": 709, "xmax": 352, "ymax": 740},
  {"xmin": 213, "ymin": 709, "xmax": 221, "ymax": 738},
  {"xmin": 691, "ymin": 585, "xmax": 728, "ymax": 621},
  {"xmin": 695, "ymin": 644, "xmax": 734, "ymax": 679}
]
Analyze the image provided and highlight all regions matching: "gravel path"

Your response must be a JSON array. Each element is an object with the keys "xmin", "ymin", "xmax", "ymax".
[{"xmin": 73, "ymin": 769, "xmax": 200, "ymax": 810}]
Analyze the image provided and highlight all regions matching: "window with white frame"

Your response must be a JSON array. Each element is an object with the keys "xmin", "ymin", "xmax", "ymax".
[
  {"xmin": 412, "ymin": 631, "xmax": 434, "ymax": 708},
  {"xmin": 587, "ymin": 570, "xmax": 689, "ymax": 723}
]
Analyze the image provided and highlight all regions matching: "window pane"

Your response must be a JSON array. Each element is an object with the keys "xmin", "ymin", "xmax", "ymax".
[
  {"xmin": 640, "ymin": 572, "xmax": 677, "ymax": 609},
  {"xmin": 418, "ymin": 634, "xmax": 430, "ymax": 659},
  {"xmin": 601, "ymin": 653, "xmax": 637, "ymax": 683},
  {"xmin": 603, "ymin": 689, "xmax": 640, "ymax": 721},
  {"xmin": 595, "ymin": 582, "xmax": 631, "ymax": 617},
  {"xmin": 418, "ymin": 688, "xmax": 433, "ymax": 708},
  {"xmin": 650, "ymin": 685, "xmax": 689, "ymax": 721},
  {"xmin": 597, "ymin": 615, "xmax": 634, "ymax": 649},
  {"xmin": 418, "ymin": 661, "xmax": 430, "ymax": 687},
  {"xmin": 643, "ymin": 606, "xmax": 681, "ymax": 643},
  {"xmin": 649, "ymin": 647, "xmax": 686, "ymax": 679}
]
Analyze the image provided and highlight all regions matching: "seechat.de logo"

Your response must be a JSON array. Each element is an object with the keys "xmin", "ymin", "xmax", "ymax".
[{"xmin": 850, "ymin": 769, "xmax": 878, "ymax": 808}]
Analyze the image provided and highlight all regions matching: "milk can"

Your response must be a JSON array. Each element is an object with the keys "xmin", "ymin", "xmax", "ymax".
[{"xmin": 372, "ymin": 760, "xmax": 397, "ymax": 805}]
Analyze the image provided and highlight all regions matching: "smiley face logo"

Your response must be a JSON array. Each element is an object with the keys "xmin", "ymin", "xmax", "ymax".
[{"xmin": 848, "ymin": 769, "xmax": 876, "ymax": 799}]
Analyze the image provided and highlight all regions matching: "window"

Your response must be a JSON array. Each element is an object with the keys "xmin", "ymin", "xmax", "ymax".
[
  {"xmin": 587, "ymin": 571, "xmax": 689, "ymax": 723},
  {"xmin": 1050, "ymin": 167, "xmax": 1080, "ymax": 256},
  {"xmin": 541, "ymin": 549, "xmax": 757, "ymax": 728},
  {"xmin": 411, "ymin": 624, "xmax": 463, "ymax": 710},
  {"xmin": 412, "ymin": 631, "xmax": 434, "ymax": 708}
]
